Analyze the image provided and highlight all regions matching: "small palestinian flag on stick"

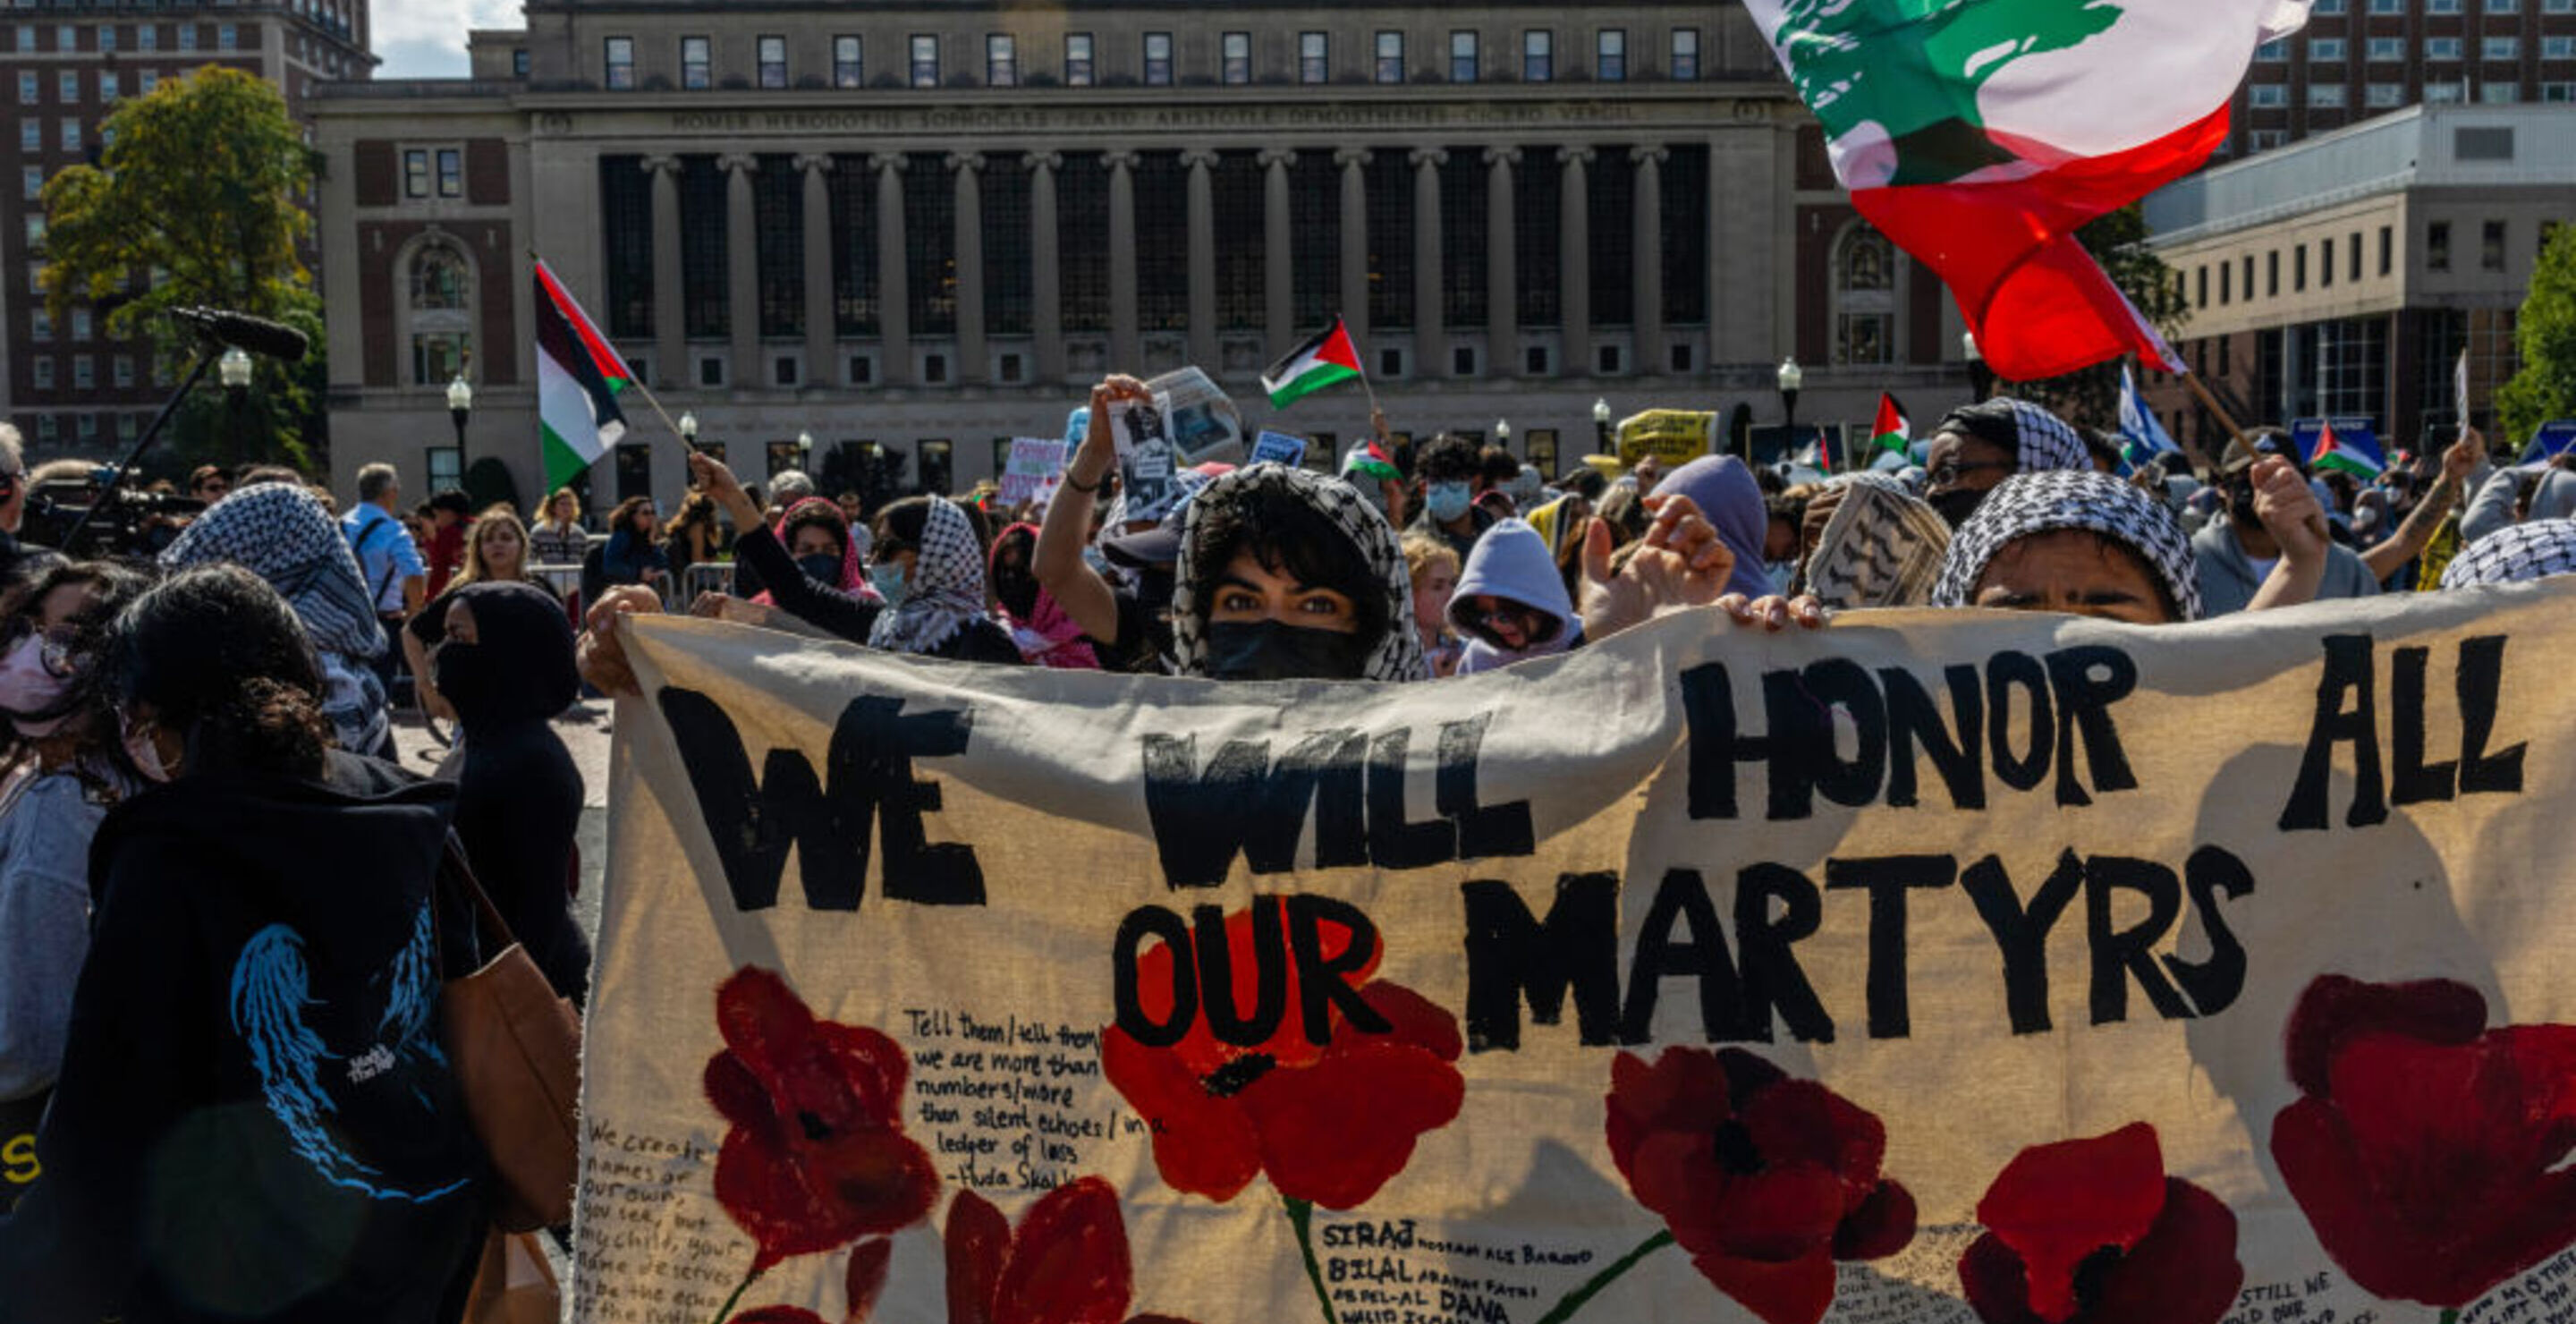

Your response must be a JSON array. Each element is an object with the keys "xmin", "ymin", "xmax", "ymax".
[
  {"xmin": 1262, "ymin": 318, "xmax": 1365, "ymax": 409},
  {"xmin": 2309, "ymin": 420, "xmax": 2384, "ymax": 480},
  {"xmin": 534, "ymin": 259, "xmax": 631, "ymax": 490},
  {"xmin": 1870, "ymin": 393, "xmax": 1911, "ymax": 456}
]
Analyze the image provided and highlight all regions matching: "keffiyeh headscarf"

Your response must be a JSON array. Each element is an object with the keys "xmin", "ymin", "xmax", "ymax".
[
  {"xmin": 1170, "ymin": 463, "xmax": 1427, "ymax": 683},
  {"xmin": 160, "ymin": 482, "xmax": 391, "ymax": 753},
  {"xmin": 1801, "ymin": 473, "xmax": 1953, "ymax": 610},
  {"xmin": 1936, "ymin": 397, "xmax": 2092, "ymax": 476},
  {"xmin": 2440, "ymin": 518, "xmax": 2576, "ymax": 589},
  {"xmin": 1931, "ymin": 470, "xmax": 2203, "ymax": 621},
  {"xmin": 869, "ymin": 496, "xmax": 994, "ymax": 657}
]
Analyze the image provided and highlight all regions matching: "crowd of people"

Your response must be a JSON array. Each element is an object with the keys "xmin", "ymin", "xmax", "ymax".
[{"xmin": 0, "ymin": 361, "xmax": 2570, "ymax": 1320}]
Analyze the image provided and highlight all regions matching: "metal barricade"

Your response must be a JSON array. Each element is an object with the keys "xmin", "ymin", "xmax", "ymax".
[
  {"xmin": 682, "ymin": 562, "xmax": 734, "ymax": 606},
  {"xmin": 530, "ymin": 563, "xmax": 584, "ymax": 604}
]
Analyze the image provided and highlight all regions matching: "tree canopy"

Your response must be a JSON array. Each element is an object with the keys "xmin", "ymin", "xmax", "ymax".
[
  {"xmin": 2496, "ymin": 223, "xmax": 2576, "ymax": 446},
  {"xmin": 38, "ymin": 65, "xmax": 323, "ymax": 470}
]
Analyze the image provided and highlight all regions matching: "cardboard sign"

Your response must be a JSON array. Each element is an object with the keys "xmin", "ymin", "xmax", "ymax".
[
  {"xmin": 1250, "ymin": 431, "xmax": 1310, "ymax": 469},
  {"xmin": 1617, "ymin": 410, "xmax": 1720, "ymax": 467},
  {"xmin": 998, "ymin": 439, "xmax": 1066, "ymax": 506},
  {"xmin": 580, "ymin": 584, "xmax": 2576, "ymax": 1324}
]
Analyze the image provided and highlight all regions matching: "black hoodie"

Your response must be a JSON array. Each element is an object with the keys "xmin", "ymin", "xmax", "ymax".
[{"xmin": 0, "ymin": 751, "xmax": 489, "ymax": 1324}]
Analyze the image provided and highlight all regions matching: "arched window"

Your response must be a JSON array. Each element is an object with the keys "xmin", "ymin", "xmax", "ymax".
[
  {"xmin": 1833, "ymin": 224, "xmax": 1895, "ymax": 367},
  {"xmin": 404, "ymin": 241, "xmax": 473, "ymax": 385}
]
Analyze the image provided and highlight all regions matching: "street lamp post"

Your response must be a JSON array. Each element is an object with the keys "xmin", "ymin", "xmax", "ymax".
[
  {"xmin": 1495, "ymin": 419, "xmax": 1512, "ymax": 454},
  {"xmin": 678, "ymin": 411, "xmax": 699, "ymax": 448},
  {"xmin": 218, "ymin": 347, "xmax": 253, "ymax": 462},
  {"xmin": 1962, "ymin": 330, "xmax": 1994, "ymax": 401},
  {"xmin": 796, "ymin": 429, "xmax": 815, "ymax": 475},
  {"xmin": 1592, "ymin": 398, "xmax": 1613, "ymax": 456},
  {"xmin": 1776, "ymin": 358, "xmax": 1804, "ymax": 465},
  {"xmin": 445, "ymin": 372, "xmax": 474, "ymax": 472}
]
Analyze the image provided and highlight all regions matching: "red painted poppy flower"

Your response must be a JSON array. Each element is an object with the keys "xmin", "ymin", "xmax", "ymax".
[
  {"xmin": 1099, "ymin": 900, "xmax": 1466, "ymax": 1209},
  {"xmin": 729, "ymin": 1310, "xmax": 826, "ymax": 1324},
  {"xmin": 945, "ymin": 1177, "xmax": 1198, "ymax": 1324},
  {"xmin": 2272, "ymin": 973, "xmax": 2576, "ymax": 1308},
  {"xmin": 1958, "ymin": 1123, "xmax": 2241, "ymax": 1324},
  {"xmin": 706, "ymin": 967, "xmax": 941, "ymax": 1273},
  {"xmin": 1603, "ymin": 1047, "xmax": 1916, "ymax": 1324}
]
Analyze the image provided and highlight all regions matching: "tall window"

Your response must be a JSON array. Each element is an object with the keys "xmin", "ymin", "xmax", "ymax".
[
  {"xmin": 834, "ymin": 36, "xmax": 863, "ymax": 88},
  {"xmin": 755, "ymin": 156, "xmax": 803, "ymax": 338},
  {"xmin": 15, "ymin": 72, "xmax": 32, "ymax": 106},
  {"xmin": 58, "ymin": 72, "xmax": 77, "ymax": 103},
  {"xmin": 1144, "ymin": 32, "xmax": 1174, "ymax": 86},
  {"xmin": 1450, "ymin": 31, "xmax": 1479, "ymax": 82},
  {"xmin": 1059, "ymin": 155, "xmax": 1111, "ymax": 332},
  {"xmin": 601, "ymin": 157, "xmax": 655, "ymax": 338},
  {"xmin": 1671, "ymin": 28, "xmax": 1700, "ymax": 80},
  {"xmin": 827, "ymin": 154, "xmax": 878, "ymax": 335},
  {"xmin": 758, "ymin": 35, "xmax": 787, "ymax": 88},
  {"xmin": 403, "ymin": 148, "xmax": 431, "ymax": 198},
  {"xmin": 98, "ymin": 72, "xmax": 117, "ymax": 101},
  {"xmin": 1663, "ymin": 145, "xmax": 1708, "ymax": 325},
  {"xmin": 681, "ymin": 36, "xmax": 710, "ymax": 89},
  {"xmin": 910, "ymin": 35, "xmax": 940, "ymax": 88},
  {"xmin": 982, "ymin": 156, "xmax": 1031, "ymax": 335},
  {"xmin": 1212, "ymin": 153, "xmax": 1264, "ymax": 329},
  {"xmin": 1597, "ymin": 29, "xmax": 1627, "ymax": 81},
  {"xmin": 906, "ymin": 154, "xmax": 957, "ymax": 335},
  {"xmin": 1439, "ymin": 152, "xmax": 1488, "ymax": 329},
  {"xmin": 436, "ymin": 148, "xmax": 462, "ymax": 199},
  {"xmin": 1366, "ymin": 153, "xmax": 1413, "ymax": 330},
  {"xmin": 1289, "ymin": 155, "xmax": 1340, "ymax": 328},
  {"xmin": 679, "ymin": 157, "xmax": 729, "ymax": 338},
  {"xmin": 408, "ymin": 243, "xmax": 472, "ymax": 385},
  {"xmin": 987, "ymin": 34, "xmax": 1017, "ymax": 87},
  {"xmin": 1375, "ymin": 31, "xmax": 1404, "ymax": 83},
  {"xmin": 2483, "ymin": 219, "xmax": 2508, "ymax": 271},
  {"xmin": 605, "ymin": 36, "xmax": 635, "ymax": 89},
  {"xmin": 1222, "ymin": 32, "xmax": 1250, "ymax": 85},
  {"xmin": 1515, "ymin": 162, "xmax": 1560, "ymax": 327},
  {"xmin": 1300, "ymin": 32, "xmax": 1329, "ymax": 84},
  {"xmin": 1065, "ymin": 33, "xmax": 1094, "ymax": 86},
  {"xmin": 1136, "ymin": 155, "xmax": 1189, "ymax": 331},
  {"xmin": 1589, "ymin": 151, "xmax": 1634, "ymax": 327},
  {"xmin": 1523, "ymin": 30, "xmax": 1554, "ymax": 81},
  {"xmin": 1832, "ymin": 225, "xmax": 1895, "ymax": 365}
]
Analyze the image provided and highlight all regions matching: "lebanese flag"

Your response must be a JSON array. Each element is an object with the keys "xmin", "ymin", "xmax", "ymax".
[
  {"xmin": 1262, "ymin": 318, "xmax": 1365, "ymax": 408},
  {"xmin": 1746, "ymin": 0, "xmax": 2311, "ymax": 381},
  {"xmin": 1869, "ymin": 394, "xmax": 1911, "ymax": 455}
]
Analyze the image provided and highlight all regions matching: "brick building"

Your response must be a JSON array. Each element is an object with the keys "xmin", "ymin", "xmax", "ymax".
[
  {"xmin": 2226, "ymin": 0, "xmax": 2576, "ymax": 157},
  {"xmin": 0, "ymin": 1, "xmax": 372, "ymax": 457}
]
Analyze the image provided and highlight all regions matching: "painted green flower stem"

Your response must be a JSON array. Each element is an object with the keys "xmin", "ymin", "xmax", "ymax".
[
  {"xmin": 708, "ymin": 1262, "xmax": 763, "ymax": 1324},
  {"xmin": 1283, "ymin": 1196, "xmax": 1341, "ymax": 1324},
  {"xmin": 1530, "ymin": 1229, "xmax": 1678, "ymax": 1324}
]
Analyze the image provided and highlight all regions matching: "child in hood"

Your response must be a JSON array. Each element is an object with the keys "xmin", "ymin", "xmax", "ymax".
[{"xmin": 1448, "ymin": 518, "xmax": 1581, "ymax": 675}]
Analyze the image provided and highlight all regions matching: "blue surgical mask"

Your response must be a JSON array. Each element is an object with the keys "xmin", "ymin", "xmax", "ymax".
[
  {"xmin": 869, "ymin": 562, "xmax": 910, "ymax": 604},
  {"xmin": 1427, "ymin": 481, "xmax": 1473, "ymax": 522}
]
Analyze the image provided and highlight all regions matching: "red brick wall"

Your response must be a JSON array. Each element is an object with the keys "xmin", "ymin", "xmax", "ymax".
[{"xmin": 356, "ymin": 219, "xmax": 517, "ymax": 389}]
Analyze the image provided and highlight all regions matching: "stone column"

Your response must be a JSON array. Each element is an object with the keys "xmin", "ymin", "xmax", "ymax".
[
  {"xmin": 950, "ymin": 151, "xmax": 987, "ymax": 384},
  {"xmin": 872, "ymin": 152, "xmax": 910, "ymax": 386},
  {"xmin": 1631, "ymin": 146, "xmax": 1668, "ymax": 378},
  {"xmin": 1336, "ymin": 148, "xmax": 1371, "ymax": 350},
  {"xmin": 644, "ymin": 156, "xmax": 685, "ymax": 387},
  {"xmin": 1028, "ymin": 152, "xmax": 1063, "ymax": 383},
  {"xmin": 1411, "ymin": 148, "xmax": 1446, "ymax": 378},
  {"xmin": 795, "ymin": 154, "xmax": 836, "ymax": 388},
  {"xmin": 1182, "ymin": 149, "xmax": 1219, "ymax": 369},
  {"xmin": 1484, "ymin": 147, "xmax": 1519, "ymax": 378},
  {"xmin": 1106, "ymin": 150, "xmax": 1140, "ymax": 369},
  {"xmin": 1260, "ymin": 149, "xmax": 1296, "ymax": 350},
  {"xmin": 1558, "ymin": 146, "xmax": 1593, "ymax": 379},
  {"xmin": 719, "ymin": 153, "xmax": 759, "ymax": 386}
]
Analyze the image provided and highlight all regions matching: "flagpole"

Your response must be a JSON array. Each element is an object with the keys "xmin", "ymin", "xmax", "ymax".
[{"xmin": 2178, "ymin": 370, "xmax": 2244, "ymax": 470}]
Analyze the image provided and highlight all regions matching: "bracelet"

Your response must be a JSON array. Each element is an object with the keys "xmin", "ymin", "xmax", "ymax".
[{"xmin": 1063, "ymin": 470, "xmax": 1106, "ymax": 494}]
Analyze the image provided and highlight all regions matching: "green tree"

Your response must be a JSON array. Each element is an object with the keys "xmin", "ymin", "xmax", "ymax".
[
  {"xmin": 1996, "ymin": 203, "xmax": 2191, "ymax": 431},
  {"xmin": 2496, "ymin": 223, "xmax": 2576, "ymax": 446},
  {"xmin": 39, "ymin": 66, "xmax": 322, "ymax": 472}
]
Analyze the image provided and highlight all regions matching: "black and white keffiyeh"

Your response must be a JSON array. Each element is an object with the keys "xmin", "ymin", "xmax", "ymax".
[
  {"xmin": 162, "ymin": 483, "xmax": 385, "ymax": 660},
  {"xmin": 1931, "ymin": 469, "xmax": 2203, "ymax": 621},
  {"xmin": 1801, "ymin": 473, "xmax": 1952, "ymax": 609},
  {"xmin": 2002, "ymin": 397, "xmax": 2092, "ymax": 475},
  {"xmin": 2440, "ymin": 518, "xmax": 2576, "ymax": 590},
  {"xmin": 1169, "ymin": 463, "xmax": 1428, "ymax": 683},
  {"xmin": 869, "ymin": 496, "xmax": 996, "ymax": 657}
]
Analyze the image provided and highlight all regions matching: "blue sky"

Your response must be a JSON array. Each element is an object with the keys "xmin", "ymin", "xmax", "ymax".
[{"xmin": 375, "ymin": 0, "xmax": 517, "ymax": 79}]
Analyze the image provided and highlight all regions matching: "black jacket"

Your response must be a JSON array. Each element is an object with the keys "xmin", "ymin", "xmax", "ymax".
[{"xmin": 0, "ymin": 752, "xmax": 488, "ymax": 1324}]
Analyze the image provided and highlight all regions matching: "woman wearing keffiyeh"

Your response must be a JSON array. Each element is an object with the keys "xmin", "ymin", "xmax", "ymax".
[
  {"xmin": 1931, "ymin": 470, "xmax": 2205, "ymax": 624},
  {"xmin": 865, "ymin": 496, "xmax": 1022, "ymax": 665}
]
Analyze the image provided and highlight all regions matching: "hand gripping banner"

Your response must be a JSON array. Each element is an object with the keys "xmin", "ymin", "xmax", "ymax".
[{"xmin": 577, "ymin": 583, "xmax": 2576, "ymax": 1324}]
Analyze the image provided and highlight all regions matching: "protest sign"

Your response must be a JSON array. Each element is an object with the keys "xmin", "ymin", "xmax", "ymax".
[
  {"xmin": 0, "ymin": 1092, "xmax": 40, "ymax": 1214},
  {"xmin": 579, "ymin": 584, "xmax": 2576, "ymax": 1324},
  {"xmin": 997, "ymin": 438, "xmax": 1066, "ymax": 506},
  {"xmin": 1617, "ymin": 410, "xmax": 1719, "ymax": 468},
  {"xmin": 1109, "ymin": 396, "xmax": 1177, "ymax": 510},
  {"xmin": 1151, "ymin": 366, "xmax": 1246, "ymax": 464},
  {"xmin": 1251, "ymin": 430, "xmax": 1310, "ymax": 469}
]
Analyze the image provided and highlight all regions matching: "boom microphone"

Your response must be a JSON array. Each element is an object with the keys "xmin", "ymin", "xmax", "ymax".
[{"xmin": 172, "ymin": 307, "xmax": 309, "ymax": 362}]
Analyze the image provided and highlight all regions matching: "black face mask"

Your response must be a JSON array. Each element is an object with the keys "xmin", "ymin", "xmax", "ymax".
[
  {"xmin": 2226, "ymin": 485, "xmax": 2262, "ymax": 530},
  {"xmin": 432, "ymin": 639, "xmax": 504, "ymax": 724},
  {"xmin": 1929, "ymin": 487, "xmax": 1988, "ymax": 530},
  {"xmin": 1201, "ymin": 620, "xmax": 1373, "ymax": 682},
  {"xmin": 797, "ymin": 553, "xmax": 844, "ymax": 587}
]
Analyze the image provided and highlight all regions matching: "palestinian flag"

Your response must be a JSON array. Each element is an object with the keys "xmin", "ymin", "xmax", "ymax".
[
  {"xmin": 2309, "ymin": 421, "xmax": 2383, "ymax": 480},
  {"xmin": 1261, "ymin": 318, "xmax": 1364, "ymax": 409},
  {"xmin": 1341, "ymin": 437, "xmax": 1402, "ymax": 485},
  {"xmin": 1747, "ymin": 0, "xmax": 2310, "ymax": 381},
  {"xmin": 1869, "ymin": 394, "xmax": 1911, "ymax": 455},
  {"xmin": 534, "ymin": 259, "xmax": 630, "ymax": 490}
]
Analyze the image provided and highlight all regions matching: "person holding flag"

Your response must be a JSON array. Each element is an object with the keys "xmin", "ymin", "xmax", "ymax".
[{"xmin": 2192, "ymin": 435, "xmax": 2378, "ymax": 615}]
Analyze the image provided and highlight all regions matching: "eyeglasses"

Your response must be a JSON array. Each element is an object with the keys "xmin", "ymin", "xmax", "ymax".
[
  {"xmin": 4, "ymin": 617, "xmax": 81, "ymax": 677},
  {"xmin": 1927, "ymin": 459, "xmax": 2014, "ymax": 488},
  {"xmin": 1468, "ymin": 605, "xmax": 1538, "ymax": 633}
]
